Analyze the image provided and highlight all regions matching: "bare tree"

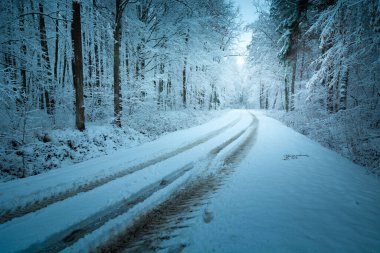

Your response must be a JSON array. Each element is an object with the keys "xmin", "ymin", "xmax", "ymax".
[
  {"xmin": 71, "ymin": 1, "xmax": 85, "ymax": 131},
  {"xmin": 113, "ymin": 0, "xmax": 129, "ymax": 127}
]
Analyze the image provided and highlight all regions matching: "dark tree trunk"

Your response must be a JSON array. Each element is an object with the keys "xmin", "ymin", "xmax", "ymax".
[
  {"xmin": 259, "ymin": 81, "xmax": 264, "ymax": 109},
  {"xmin": 19, "ymin": 1, "xmax": 27, "ymax": 102},
  {"xmin": 38, "ymin": 2, "xmax": 53, "ymax": 116},
  {"xmin": 339, "ymin": 66, "xmax": 349, "ymax": 110},
  {"xmin": 285, "ymin": 76, "xmax": 289, "ymax": 112},
  {"xmin": 54, "ymin": 3, "xmax": 59, "ymax": 82},
  {"xmin": 39, "ymin": 3, "xmax": 50, "ymax": 68},
  {"xmin": 182, "ymin": 58, "xmax": 187, "ymax": 108},
  {"xmin": 327, "ymin": 82, "xmax": 334, "ymax": 113},
  {"xmin": 272, "ymin": 89, "xmax": 279, "ymax": 109},
  {"xmin": 125, "ymin": 44, "xmax": 130, "ymax": 82},
  {"xmin": 71, "ymin": 1, "xmax": 85, "ymax": 131},
  {"xmin": 113, "ymin": 0, "xmax": 123, "ymax": 127},
  {"xmin": 182, "ymin": 30, "xmax": 189, "ymax": 108},
  {"xmin": 334, "ymin": 63, "xmax": 341, "ymax": 112},
  {"xmin": 290, "ymin": 60, "xmax": 296, "ymax": 111},
  {"xmin": 326, "ymin": 62, "xmax": 335, "ymax": 113},
  {"xmin": 94, "ymin": 41, "xmax": 100, "ymax": 88},
  {"xmin": 62, "ymin": 43, "xmax": 67, "ymax": 87},
  {"xmin": 93, "ymin": 2, "xmax": 101, "ymax": 108},
  {"xmin": 158, "ymin": 61, "xmax": 164, "ymax": 109}
]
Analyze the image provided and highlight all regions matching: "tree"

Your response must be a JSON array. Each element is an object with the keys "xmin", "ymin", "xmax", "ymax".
[
  {"xmin": 247, "ymin": 8, "xmax": 283, "ymax": 110},
  {"xmin": 71, "ymin": 1, "xmax": 85, "ymax": 131},
  {"xmin": 271, "ymin": 0, "xmax": 309, "ymax": 111},
  {"xmin": 113, "ymin": 0, "xmax": 129, "ymax": 127},
  {"xmin": 38, "ymin": 2, "xmax": 54, "ymax": 117}
]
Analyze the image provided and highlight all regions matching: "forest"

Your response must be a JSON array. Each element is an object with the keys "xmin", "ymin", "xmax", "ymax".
[
  {"xmin": 0, "ymin": 0, "xmax": 379, "ymax": 181},
  {"xmin": 247, "ymin": 0, "xmax": 380, "ymax": 174},
  {"xmin": 0, "ymin": 0, "xmax": 240, "ymax": 179}
]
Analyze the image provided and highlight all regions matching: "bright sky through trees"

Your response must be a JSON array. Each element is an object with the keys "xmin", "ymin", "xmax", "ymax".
[
  {"xmin": 233, "ymin": 1, "xmax": 259, "ymax": 42},
  {"xmin": 230, "ymin": 0, "xmax": 265, "ymax": 65}
]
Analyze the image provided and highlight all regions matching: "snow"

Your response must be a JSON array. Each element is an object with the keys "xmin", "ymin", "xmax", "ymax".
[
  {"xmin": 0, "ymin": 110, "xmax": 237, "ymax": 213},
  {"xmin": 162, "ymin": 111, "xmax": 380, "ymax": 252},
  {"xmin": 0, "ymin": 110, "xmax": 253, "ymax": 252},
  {"xmin": 62, "ymin": 112, "xmax": 258, "ymax": 253},
  {"xmin": 0, "ymin": 110, "xmax": 224, "ymax": 182},
  {"xmin": 267, "ymin": 108, "xmax": 380, "ymax": 175},
  {"xmin": 0, "ymin": 110, "xmax": 379, "ymax": 252}
]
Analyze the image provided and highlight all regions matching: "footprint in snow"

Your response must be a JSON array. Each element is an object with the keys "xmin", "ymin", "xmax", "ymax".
[
  {"xmin": 168, "ymin": 243, "xmax": 187, "ymax": 253},
  {"xmin": 203, "ymin": 209, "xmax": 214, "ymax": 223}
]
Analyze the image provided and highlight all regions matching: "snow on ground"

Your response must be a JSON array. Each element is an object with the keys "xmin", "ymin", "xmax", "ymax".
[
  {"xmin": 62, "ymin": 112, "xmax": 258, "ymax": 253},
  {"xmin": 0, "ymin": 110, "xmax": 379, "ymax": 252},
  {"xmin": 267, "ymin": 108, "xmax": 380, "ymax": 175},
  {"xmin": 157, "ymin": 110, "xmax": 380, "ymax": 253},
  {"xmin": 0, "ymin": 110, "xmax": 223, "ymax": 182},
  {"xmin": 0, "ymin": 110, "xmax": 254, "ymax": 252},
  {"xmin": 0, "ymin": 110, "xmax": 237, "ymax": 213}
]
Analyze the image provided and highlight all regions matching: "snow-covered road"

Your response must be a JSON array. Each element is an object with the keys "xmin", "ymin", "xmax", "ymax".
[
  {"xmin": 0, "ymin": 110, "xmax": 379, "ymax": 253},
  {"xmin": 0, "ymin": 110, "xmax": 257, "ymax": 252},
  {"xmin": 155, "ymin": 111, "xmax": 380, "ymax": 253}
]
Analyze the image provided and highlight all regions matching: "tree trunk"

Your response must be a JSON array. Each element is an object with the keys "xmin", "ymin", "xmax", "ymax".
[
  {"xmin": 71, "ymin": 1, "xmax": 85, "ymax": 131},
  {"xmin": 339, "ymin": 65, "xmax": 349, "ymax": 110},
  {"xmin": 182, "ymin": 58, "xmax": 187, "ymax": 108},
  {"xmin": 19, "ymin": 1, "xmax": 27, "ymax": 102},
  {"xmin": 259, "ymin": 81, "xmax": 264, "ymax": 109},
  {"xmin": 334, "ymin": 63, "xmax": 341, "ymax": 112},
  {"xmin": 182, "ymin": 30, "xmax": 189, "ymax": 108},
  {"xmin": 290, "ymin": 59, "xmax": 296, "ymax": 111},
  {"xmin": 38, "ymin": 2, "xmax": 53, "ymax": 116},
  {"xmin": 53, "ymin": 2, "xmax": 59, "ymax": 82},
  {"xmin": 113, "ymin": 0, "xmax": 123, "ymax": 127},
  {"xmin": 284, "ymin": 74, "xmax": 289, "ymax": 112},
  {"xmin": 93, "ymin": 12, "xmax": 101, "ymax": 107},
  {"xmin": 158, "ymin": 61, "xmax": 164, "ymax": 109},
  {"xmin": 125, "ymin": 44, "xmax": 130, "ymax": 82},
  {"xmin": 327, "ymin": 83, "xmax": 334, "ymax": 113},
  {"xmin": 326, "ymin": 64, "xmax": 334, "ymax": 113},
  {"xmin": 272, "ymin": 89, "xmax": 279, "ymax": 109}
]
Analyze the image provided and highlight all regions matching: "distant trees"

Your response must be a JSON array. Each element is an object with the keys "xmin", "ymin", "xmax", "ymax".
[
  {"xmin": 247, "ymin": 9, "xmax": 282, "ymax": 110},
  {"xmin": 0, "ymin": 0, "xmax": 238, "ymax": 138}
]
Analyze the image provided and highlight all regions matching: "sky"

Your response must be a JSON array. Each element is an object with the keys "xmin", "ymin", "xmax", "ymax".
[
  {"xmin": 232, "ymin": 0, "xmax": 260, "ymax": 49},
  {"xmin": 235, "ymin": 0, "xmax": 261, "ymax": 24},
  {"xmin": 230, "ymin": 0, "xmax": 263, "ymax": 65}
]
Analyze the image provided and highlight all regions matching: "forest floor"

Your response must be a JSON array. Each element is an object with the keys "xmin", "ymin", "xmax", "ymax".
[
  {"xmin": 0, "ymin": 110, "xmax": 223, "ymax": 182},
  {"xmin": 0, "ymin": 110, "xmax": 379, "ymax": 252}
]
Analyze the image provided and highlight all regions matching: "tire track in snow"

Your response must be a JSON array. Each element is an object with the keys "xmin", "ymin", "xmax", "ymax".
[
  {"xmin": 26, "ymin": 164, "xmax": 195, "ymax": 253},
  {"xmin": 0, "ymin": 116, "xmax": 241, "ymax": 225},
  {"xmin": 22, "ymin": 114, "xmax": 253, "ymax": 252},
  {"xmin": 91, "ymin": 114, "xmax": 258, "ymax": 253}
]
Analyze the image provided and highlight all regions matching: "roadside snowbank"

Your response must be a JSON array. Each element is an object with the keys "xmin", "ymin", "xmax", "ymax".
[
  {"xmin": 267, "ymin": 108, "xmax": 380, "ymax": 175},
  {"xmin": 0, "ymin": 110, "xmax": 223, "ymax": 182}
]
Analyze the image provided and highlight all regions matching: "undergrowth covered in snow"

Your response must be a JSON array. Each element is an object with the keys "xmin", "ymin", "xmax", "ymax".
[
  {"xmin": 267, "ymin": 108, "xmax": 380, "ymax": 176},
  {"xmin": 0, "ymin": 110, "xmax": 223, "ymax": 182}
]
